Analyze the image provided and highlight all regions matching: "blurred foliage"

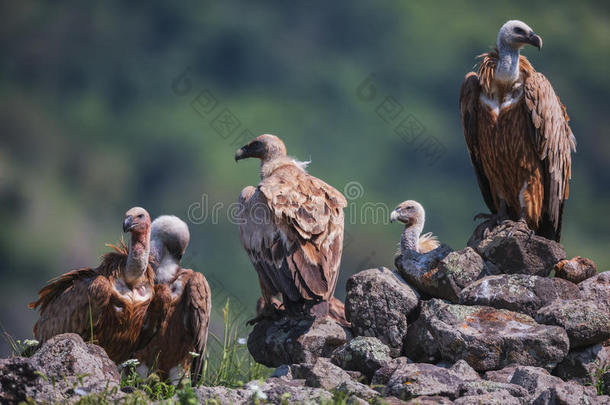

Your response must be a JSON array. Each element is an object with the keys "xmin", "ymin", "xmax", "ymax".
[{"xmin": 0, "ymin": 1, "xmax": 608, "ymax": 355}]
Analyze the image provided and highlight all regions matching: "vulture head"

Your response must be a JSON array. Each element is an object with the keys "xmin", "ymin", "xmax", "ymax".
[
  {"xmin": 235, "ymin": 134, "xmax": 287, "ymax": 162},
  {"xmin": 497, "ymin": 20, "xmax": 542, "ymax": 51},
  {"xmin": 390, "ymin": 200, "xmax": 425, "ymax": 228},
  {"xmin": 150, "ymin": 215, "xmax": 190, "ymax": 265},
  {"xmin": 123, "ymin": 207, "xmax": 151, "ymax": 234}
]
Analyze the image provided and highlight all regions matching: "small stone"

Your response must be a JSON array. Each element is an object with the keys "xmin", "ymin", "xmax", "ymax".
[
  {"xmin": 403, "ymin": 396, "xmax": 454, "ymax": 404},
  {"xmin": 290, "ymin": 358, "xmax": 354, "ymax": 391},
  {"xmin": 579, "ymin": 271, "xmax": 610, "ymax": 310},
  {"xmin": 554, "ymin": 256, "xmax": 597, "ymax": 283},
  {"xmin": 458, "ymin": 379, "xmax": 528, "ymax": 399},
  {"xmin": 553, "ymin": 344, "xmax": 609, "ymax": 385},
  {"xmin": 345, "ymin": 267, "xmax": 419, "ymax": 355},
  {"xmin": 331, "ymin": 336, "xmax": 392, "ymax": 380},
  {"xmin": 383, "ymin": 362, "xmax": 463, "ymax": 399},
  {"xmin": 509, "ymin": 366, "xmax": 563, "ymax": 401},
  {"xmin": 453, "ymin": 390, "xmax": 521, "ymax": 405},
  {"xmin": 483, "ymin": 365, "xmax": 518, "ymax": 383},
  {"xmin": 450, "ymin": 359, "xmax": 480, "ymax": 382},
  {"xmin": 371, "ymin": 357, "xmax": 410, "ymax": 386},
  {"xmin": 536, "ymin": 381, "xmax": 601, "ymax": 405},
  {"xmin": 535, "ymin": 299, "xmax": 610, "ymax": 348}
]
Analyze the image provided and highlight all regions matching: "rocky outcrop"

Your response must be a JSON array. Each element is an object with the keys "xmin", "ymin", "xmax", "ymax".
[
  {"xmin": 469, "ymin": 220, "xmax": 566, "ymax": 277},
  {"xmin": 554, "ymin": 256, "xmax": 597, "ymax": 283},
  {"xmin": 247, "ymin": 316, "xmax": 351, "ymax": 367},
  {"xmin": 405, "ymin": 299, "xmax": 569, "ymax": 371},
  {"xmin": 345, "ymin": 267, "xmax": 419, "ymax": 355},
  {"xmin": 0, "ymin": 334, "xmax": 122, "ymax": 404},
  {"xmin": 535, "ymin": 298, "xmax": 610, "ymax": 348},
  {"xmin": 397, "ymin": 246, "xmax": 486, "ymax": 303},
  {"xmin": 458, "ymin": 274, "xmax": 581, "ymax": 317}
]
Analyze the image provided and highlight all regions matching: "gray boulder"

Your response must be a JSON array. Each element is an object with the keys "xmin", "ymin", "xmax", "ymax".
[
  {"xmin": 553, "ymin": 344, "xmax": 609, "ymax": 385},
  {"xmin": 535, "ymin": 299, "xmax": 610, "ymax": 348},
  {"xmin": 484, "ymin": 365, "xmax": 519, "ymax": 383},
  {"xmin": 458, "ymin": 379, "xmax": 528, "ymax": 399},
  {"xmin": 458, "ymin": 274, "xmax": 580, "ymax": 317},
  {"xmin": 345, "ymin": 267, "xmax": 419, "ymax": 355},
  {"xmin": 371, "ymin": 357, "xmax": 410, "ymax": 386},
  {"xmin": 405, "ymin": 299, "xmax": 569, "ymax": 371},
  {"xmin": 579, "ymin": 271, "xmax": 610, "ymax": 309},
  {"xmin": 470, "ymin": 220, "xmax": 566, "ymax": 277},
  {"xmin": 331, "ymin": 336, "xmax": 392, "ymax": 380},
  {"xmin": 398, "ymin": 246, "xmax": 485, "ymax": 302},
  {"xmin": 602, "ymin": 370, "xmax": 610, "ymax": 396},
  {"xmin": 0, "ymin": 333, "xmax": 122, "ymax": 404},
  {"xmin": 554, "ymin": 256, "xmax": 597, "ymax": 284},
  {"xmin": 383, "ymin": 362, "xmax": 464, "ymax": 399},
  {"xmin": 247, "ymin": 316, "xmax": 351, "ymax": 367},
  {"xmin": 449, "ymin": 360, "xmax": 480, "ymax": 382},
  {"xmin": 453, "ymin": 390, "xmax": 521, "ymax": 405},
  {"xmin": 404, "ymin": 397, "xmax": 454, "ymax": 404},
  {"xmin": 508, "ymin": 366, "xmax": 563, "ymax": 401},
  {"xmin": 534, "ymin": 381, "xmax": 603, "ymax": 405}
]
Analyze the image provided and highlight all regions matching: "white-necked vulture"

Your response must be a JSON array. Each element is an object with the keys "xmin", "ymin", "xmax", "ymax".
[
  {"xmin": 235, "ymin": 134, "xmax": 347, "ymax": 322},
  {"xmin": 134, "ymin": 215, "xmax": 211, "ymax": 385},
  {"xmin": 459, "ymin": 20, "xmax": 576, "ymax": 241},
  {"xmin": 390, "ymin": 200, "xmax": 439, "ymax": 255},
  {"xmin": 29, "ymin": 207, "xmax": 155, "ymax": 363}
]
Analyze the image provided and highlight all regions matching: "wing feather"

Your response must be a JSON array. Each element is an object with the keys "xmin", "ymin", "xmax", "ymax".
[{"xmin": 184, "ymin": 270, "xmax": 211, "ymax": 384}]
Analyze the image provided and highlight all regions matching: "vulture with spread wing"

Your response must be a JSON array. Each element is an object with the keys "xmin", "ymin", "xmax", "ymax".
[
  {"xmin": 135, "ymin": 215, "xmax": 211, "ymax": 385},
  {"xmin": 459, "ymin": 20, "xmax": 575, "ymax": 241},
  {"xmin": 29, "ymin": 207, "xmax": 155, "ymax": 363},
  {"xmin": 235, "ymin": 134, "xmax": 347, "ymax": 323}
]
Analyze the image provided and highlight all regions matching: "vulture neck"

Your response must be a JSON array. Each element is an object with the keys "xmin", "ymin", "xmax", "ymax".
[
  {"xmin": 125, "ymin": 230, "xmax": 150, "ymax": 285},
  {"xmin": 260, "ymin": 156, "xmax": 307, "ymax": 179},
  {"xmin": 155, "ymin": 247, "xmax": 180, "ymax": 284},
  {"xmin": 495, "ymin": 43, "xmax": 521, "ymax": 84},
  {"xmin": 401, "ymin": 223, "xmax": 423, "ymax": 256}
]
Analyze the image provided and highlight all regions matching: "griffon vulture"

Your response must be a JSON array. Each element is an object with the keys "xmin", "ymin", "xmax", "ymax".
[
  {"xmin": 459, "ymin": 20, "xmax": 576, "ymax": 241},
  {"xmin": 235, "ymin": 134, "xmax": 347, "ymax": 323},
  {"xmin": 390, "ymin": 200, "xmax": 439, "ymax": 255},
  {"xmin": 29, "ymin": 207, "xmax": 155, "ymax": 363},
  {"xmin": 134, "ymin": 215, "xmax": 211, "ymax": 385}
]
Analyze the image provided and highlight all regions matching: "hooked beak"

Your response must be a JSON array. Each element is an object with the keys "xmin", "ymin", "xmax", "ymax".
[
  {"xmin": 528, "ymin": 32, "xmax": 542, "ymax": 50},
  {"xmin": 234, "ymin": 147, "xmax": 246, "ymax": 162},
  {"xmin": 123, "ymin": 215, "xmax": 135, "ymax": 232},
  {"xmin": 390, "ymin": 210, "xmax": 399, "ymax": 223}
]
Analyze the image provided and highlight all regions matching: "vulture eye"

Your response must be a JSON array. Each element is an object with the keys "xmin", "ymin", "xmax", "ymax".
[
  {"xmin": 406, "ymin": 206, "xmax": 414, "ymax": 211},
  {"xmin": 514, "ymin": 27, "xmax": 525, "ymax": 35},
  {"xmin": 137, "ymin": 214, "xmax": 144, "ymax": 219}
]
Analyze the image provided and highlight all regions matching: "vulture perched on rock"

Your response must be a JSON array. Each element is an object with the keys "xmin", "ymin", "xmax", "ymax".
[
  {"xmin": 235, "ymin": 134, "xmax": 347, "ymax": 323},
  {"xmin": 460, "ymin": 20, "xmax": 576, "ymax": 242},
  {"xmin": 390, "ymin": 200, "xmax": 439, "ymax": 256},
  {"xmin": 29, "ymin": 207, "xmax": 155, "ymax": 363},
  {"xmin": 134, "ymin": 215, "xmax": 211, "ymax": 385}
]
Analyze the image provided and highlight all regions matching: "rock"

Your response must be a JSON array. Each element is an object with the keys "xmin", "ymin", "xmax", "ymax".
[
  {"xmin": 397, "ymin": 246, "xmax": 485, "ymax": 302},
  {"xmin": 383, "ymin": 362, "xmax": 463, "ymax": 399},
  {"xmin": 404, "ymin": 299, "xmax": 569, "ymax": 371},
  {"xmin": 404, "ymin": 396, "xmax": 454, "ymax": 404},
  {"xmin": 554, "ymin": 256, "xmax": 597, "ymax": 283},
  {"xmin": 458, "ymin": 379, "xmax": 528, "ymax": 399},
  {"xmin": 345, "ymin": 267, "xmax": 419, "ymax": 355},
  {"xmin": 290, "ymin": 357, "xmax": 355, "ymax": 391},
  {"xmin": 194, "ymin": 378, "xmax": 334, "ymax": 405},
  {"xmin": 553, "ymin": 344, "xmax": 609, "ymax": 385},
  {"xmin": 331, "ymin": 336, "xmax": 392, "ymax": 380},
  {"xmin": 535, "ymin": 299, "xmax": 610, "ymax": 348},
  {"xmin": 453, "ymin": 390, "xmax": 521, "ymax": 405},
  {"xmin": 483, "ymin": 365, "xmax": 519, "ymax": 383},
  {"xmin": 579, "ymin": 271, "xmax": 610, "ymax": 309},
  {"xmin": 371, "ymin": 357, "xmax": 410, "ymax": 386},
  {"xmin": 471, "ymin": 220, "xmax": 566, "ymax": 277},
  {"xmin": 450, "ymin": 360, "xmax": 480, "ymax": 382},
  {"xmin": 509, "ymin": 366, "xmax": 563, "ymax": 401},
  {"xmin": 0, "ymin": 334, "xmax": 123, "ymax": 404},
  {"xmin": 247, "ymin": 316, "xmax": 351, "ymax": 367},
  {"xmin": 458, "ymin": 274, "xmax": 580, "ymax": 317},
  {"xmin": 534, "ymin": 381, "xmax": 602, "ymax": 405},
  {"xmin": 335, "ymin": 380, "xmax": 379, "ymax": 401}
]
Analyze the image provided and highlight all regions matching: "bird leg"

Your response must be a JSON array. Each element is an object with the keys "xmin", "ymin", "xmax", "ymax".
[{"xmin": 504, "ymin": 207, "xmax": 534, "ymax": 241}]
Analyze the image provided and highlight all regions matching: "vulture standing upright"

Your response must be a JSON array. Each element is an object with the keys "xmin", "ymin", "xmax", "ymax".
[
  {"xmin": 390, "ymin": 200, "xmax": 440, "ymax": 255},
  {"xmin": 235, "ymin": 134, "xmax": 347, "ymax": 322},
  {"xmin": 134, "ymin": 215, "xmax": 211, "ymax": 385},
  {"xmin": 29, "ymin": 207, "xmax": 155, "ymax": 363},
  {"xmin": 459, "ymin": 20, "xmax": 575, "ymax": 241}
]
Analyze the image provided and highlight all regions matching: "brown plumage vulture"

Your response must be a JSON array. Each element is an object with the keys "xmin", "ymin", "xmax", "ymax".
[
  {"xmin": 390, "ymin": 200, "xmax": 439, "ymax": 255},
  {"xmin": 134, "ymin": 215, "xmax": 211, "ymax": 385},
  {"xmin": 235, "ymin": 134, "xmax": 347, "ymax": 323},
  {"xmin": 29, "ymin": 207, "xmax": 155, "ymax": 363},
  {"xmin": 460, "ymin": 20, "xmax": 576, "ymax": 241}
]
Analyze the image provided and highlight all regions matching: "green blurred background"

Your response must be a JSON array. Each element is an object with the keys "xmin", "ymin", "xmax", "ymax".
[{"xmin": 1, "ymin": 1, "xmax": 609, "ymax": 356}]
